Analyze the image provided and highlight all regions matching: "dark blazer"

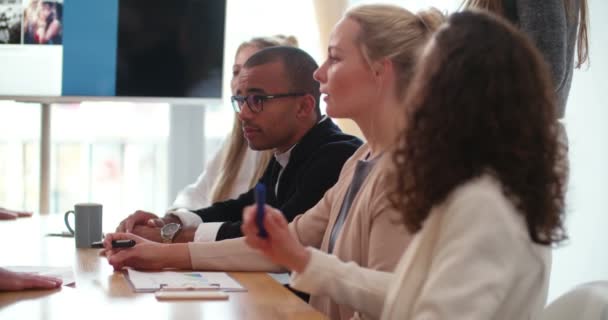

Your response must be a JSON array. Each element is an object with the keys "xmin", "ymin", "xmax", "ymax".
[{"xmin": 192, "ymin": 117, "xmax": 363, "ymax": 240}]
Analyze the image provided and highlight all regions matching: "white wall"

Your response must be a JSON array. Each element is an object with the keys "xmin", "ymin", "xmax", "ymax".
[{"xmin": 549, "ymin": 0, "xmax": 608, "ymax": 301}]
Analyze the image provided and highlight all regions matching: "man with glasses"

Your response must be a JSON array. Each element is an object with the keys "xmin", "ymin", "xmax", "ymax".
[{"xmin": 116, "ymin": 46, "xmax": 362, "ymax": 242}]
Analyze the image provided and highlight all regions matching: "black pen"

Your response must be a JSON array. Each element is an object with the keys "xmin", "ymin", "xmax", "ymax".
[{"xmin": 91, "ymin": 239, "xmax": 136, "ymax": 249}]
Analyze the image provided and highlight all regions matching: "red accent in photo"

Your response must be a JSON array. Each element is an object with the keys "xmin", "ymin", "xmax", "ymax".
[{"xmin": 23, "ymin": 0, "xmax": 62, "ymax": 45}]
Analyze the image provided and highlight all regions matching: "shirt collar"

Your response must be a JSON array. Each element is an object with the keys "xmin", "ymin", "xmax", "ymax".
[
  {"xmin": 318, "ymin": 115, "xmax": 328, "ymax": 124},
  {"xmin": 273, "ymin": 115, "xmax": 328, "ymax": 168},
  {"xmin": 274, "ymin": 145, "xmax": 294, "ymax": 168}
]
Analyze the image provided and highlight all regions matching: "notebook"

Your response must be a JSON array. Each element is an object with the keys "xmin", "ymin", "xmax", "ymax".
[{"xmin": 125, "ymin": 269, "xmax": 245, "ymax": 293}]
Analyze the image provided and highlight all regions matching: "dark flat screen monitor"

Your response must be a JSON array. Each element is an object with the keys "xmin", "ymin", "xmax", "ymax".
[{"xmin": 0, "ymin": 0, "xmax": 226, "ymax": 102}]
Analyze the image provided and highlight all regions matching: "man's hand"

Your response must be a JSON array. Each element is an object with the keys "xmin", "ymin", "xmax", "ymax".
[
  {"xmin": 130, "ymin": 225, "xmax": 163, "ymax": 242},
  {"xmin": 102, "ymin": 232, "xmax": 191, "ymax": 271},
  {"xmin": 116, "ymin": 211, "xmax": 182, "ymax": 233},
  {"xmin": 0, "ymin": 268, "xmax": 62, "ymax": 291},
  {"xmin": 130, "ymin": 225, "xmax": 197, "ymax": 243},
  {"xmin": 0, "ymin": 207, "xmax": 33, "ymax": 220},
  {"xmin": 116, "ymin": 210, "xmax": 160, "ymax": 233},
  {"xmin": 172, "ymin": 226, "xmax": 197, "ymax": 243}
]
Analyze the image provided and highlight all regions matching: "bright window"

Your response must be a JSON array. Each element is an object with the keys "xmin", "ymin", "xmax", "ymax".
[
  {"xmin": 0, "ymin": 101, "xmax": 40, "ymax": 211},
  {"xmin": 0, "ymin": 101, "xmax": 170, "ymax": 215}
]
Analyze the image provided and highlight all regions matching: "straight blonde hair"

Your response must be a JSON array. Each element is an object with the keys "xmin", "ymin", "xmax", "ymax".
[
  {"xmin": 345, "ymin": 5, "xmax": 445, "ymax": 100},
  {"xmin": 209, "ymin": 35, "xmax": 298, "ymax": 203}
]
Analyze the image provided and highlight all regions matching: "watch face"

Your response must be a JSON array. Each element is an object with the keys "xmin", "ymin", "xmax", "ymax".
[
  {"xmin": 162, "ymin": 223, "xmax": 181, "ymax": 238},
  {"xmin": 163, "ymin": 223, "xmax": 180, "ymax": 234}
]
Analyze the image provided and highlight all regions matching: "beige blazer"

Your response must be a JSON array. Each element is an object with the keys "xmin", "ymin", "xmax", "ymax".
[{"xmin": 290, "ymin": 174, "xmax": 551, "ymax": 320}]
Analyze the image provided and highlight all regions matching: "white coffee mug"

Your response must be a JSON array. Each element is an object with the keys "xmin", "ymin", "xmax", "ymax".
[{"xmin": 64, "ymin": 203, "xmax": 103, "ymax": 248}]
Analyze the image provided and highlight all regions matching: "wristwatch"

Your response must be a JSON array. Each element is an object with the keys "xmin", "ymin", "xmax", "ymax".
[{"xmin": 160, "ymin": 223, "xmax": 182, "ymax": 243}]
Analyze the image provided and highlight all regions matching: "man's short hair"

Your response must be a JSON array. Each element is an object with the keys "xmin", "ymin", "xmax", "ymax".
[{"xmin": 243, "ymin": 46, "xmax": 321, "ymax": 117}]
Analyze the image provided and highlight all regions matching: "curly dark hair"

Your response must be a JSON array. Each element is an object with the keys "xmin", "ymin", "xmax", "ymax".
[{"xmin": 391, "ymin": 10, "xmax": 567, "ymax": 245}]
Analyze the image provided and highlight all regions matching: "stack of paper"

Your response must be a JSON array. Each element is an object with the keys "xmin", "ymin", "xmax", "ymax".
[{"xmin": 125, "ymin": 269, "xmax": 245, "ymax": 293}]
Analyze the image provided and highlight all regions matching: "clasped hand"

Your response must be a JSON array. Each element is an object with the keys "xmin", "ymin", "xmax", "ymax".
[{"xmin": 115, "ymin": 210, "xmax": 168, "ymax": 233}]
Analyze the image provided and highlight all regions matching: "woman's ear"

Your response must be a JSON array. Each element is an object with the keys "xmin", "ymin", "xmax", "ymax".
[
  {"xmin": 372, "ymin": 58, "xmax": 393, "ymax": 78},
  {"xmin": 370, "ymin": 58, "xmax": 395, "ymax": 93}
]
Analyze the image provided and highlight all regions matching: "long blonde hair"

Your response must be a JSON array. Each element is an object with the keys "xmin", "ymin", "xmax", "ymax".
[
  {"xmin": 461, "ymin": 0, "xmax": 589, "ymax": 68},
  {"xmin": 345, "ymin": 5, "xmax": 445, "ymax": 100},
  {"xmin": 209, "ymin": 35, "xmax": 299, "ymax": 203}
]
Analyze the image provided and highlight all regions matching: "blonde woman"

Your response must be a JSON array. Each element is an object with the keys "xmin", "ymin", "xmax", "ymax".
[
  {"xmin": 105, "ymin": 5, "xmax": 443, "ymax": 320},
  {"xmin": 169, "ymin": 35, "xmax": 298, "ymax": 211}
]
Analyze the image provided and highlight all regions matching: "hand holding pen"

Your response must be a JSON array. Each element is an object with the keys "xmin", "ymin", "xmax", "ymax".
[
  {"xmin": 241, "ymin": 201, "xmax": 312, "ymax": 273},
  {"xmin": 255, "ymin": 183, "xmax": 268, "ymax": 238},
  {"xmin": 92, "ymin": 239, "xmax": 136, "ymax": 249}
]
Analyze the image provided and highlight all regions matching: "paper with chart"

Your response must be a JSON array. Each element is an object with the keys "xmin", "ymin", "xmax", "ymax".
[
  {"xmin": 126, "ymin": 269, "xmax": 245, "ymax": 292},
  {"xmin": 4, "ymin": 266, "xmax": 75, "ymax": 286}
]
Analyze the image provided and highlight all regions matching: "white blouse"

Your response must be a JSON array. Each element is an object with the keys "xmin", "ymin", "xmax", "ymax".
[{"xmin": 170, "ymin": 138, "xmax": 263, "ymax": 211}]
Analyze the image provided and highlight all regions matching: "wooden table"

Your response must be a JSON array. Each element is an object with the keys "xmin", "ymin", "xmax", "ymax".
[{"xmin": 0, "ymin": 215, "xmax": 327, "ymax": 320}]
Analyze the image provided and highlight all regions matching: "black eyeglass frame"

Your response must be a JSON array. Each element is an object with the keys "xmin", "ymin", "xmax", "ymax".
[{"xmin": 230, "ymin": 92, "xmax": 308, "ymax": 113}]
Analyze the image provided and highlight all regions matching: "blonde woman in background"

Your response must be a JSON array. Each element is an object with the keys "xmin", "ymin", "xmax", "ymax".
[{"xmin": 169, "ymin": 35, "xmax": 298, "ymax": 212}]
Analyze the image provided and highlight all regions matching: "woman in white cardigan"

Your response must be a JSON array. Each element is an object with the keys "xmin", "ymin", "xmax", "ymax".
[{"xmin": 242, "ymin": 10, "xmax": 568, "ymax": 320}]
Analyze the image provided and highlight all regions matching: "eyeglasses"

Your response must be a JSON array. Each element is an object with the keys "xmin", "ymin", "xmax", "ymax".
[{"xmin": 231, "ymin": 92, "xmax": 307, "ymax": 114}]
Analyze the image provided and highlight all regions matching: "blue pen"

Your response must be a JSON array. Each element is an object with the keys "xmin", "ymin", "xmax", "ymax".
[{"xmin": 255, "ymin": 183, "xmax": 268, "ymax": 238}]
